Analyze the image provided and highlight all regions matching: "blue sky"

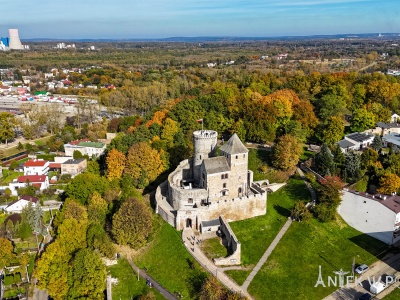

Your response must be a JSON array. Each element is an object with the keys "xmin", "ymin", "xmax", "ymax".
[{"xmin": 1, "ymin": 0, "xmax": 398, "ymax": 39}]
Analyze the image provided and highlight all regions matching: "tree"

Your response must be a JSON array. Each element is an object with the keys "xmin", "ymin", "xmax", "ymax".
[
  {"xmin": 22, "ymin": 202, "xmax": 45, "ymax": 235},
  {"xmin": 68, "ymin": 249, "xmax": 106, "ymax": 299},
  {"xmin": 320, "ymin": 116, "xmax": 345, "ymax": 145},
  {"xmin": 370, "ymin": 135, "xmax": 383, "ymax": 151},
  {"xmin": 360, "ymin": 148, "xmax": 379, "ymax": 169},
  {"xmin": 377, "ymin": 173, "xmax": 400, "ymax": 195},
  {"xmin": 345, "ymin": 152, "xmax": 361, "ymax": 182},
  {"xmin": 0, "ymin": 112, "xmax": 16, "ymax": 144},
  {"xmin": 73, "ymin": 150, "xmax": 83, "ymax": 159},
  {"xmin": 350, "ymin": 108, "xmax": 376, "ymax": 132},
  {"xmin": 199, "ymin": 276, "xmax": 226, "ymax": 300},
  {"xmin": 34, "ymin": 242, "xmax": 71, "ymax": 300},
  {"xmin": 112, "ymin": 197, "xmax": 153, "ymax": 249},
  {"xmin": 272, "ymin": 134, "xmax": 303, "ymax": 171},
  {"xmin": 291, "ymin": 201, "xmax": 312, "ymax": 222},
  {"xmin": 161, "ymin": 118, "xmax": 179, "ymax": 148},
  {"xmin": 124, "ymin": 142, "xmax": 166, "ymax": 188},
  {"xmin": 317, "ymin": 176, "xmax": 344, "ymax": 206},
  {"xmin": 0, "ymin": 237, "xmax": 15, "ymax": 269},
  {"xmin": 87, "ymin": 223, "xmax": 115, "ymax": 258},
  {"xmin": 65, "ymin": 173, "xmax": 109, "ymax": 205},
  {"xmin": 87, "ymin": 192, "xmax": 108, "ymax": 226},
  {"xmin": 313, "ymin": 144, "xmax": 334, "ymax": 176},
  {"xmin": 86, "ymin": 160, "xmax": 100, "ymax": 175},
  {"xmin": 106, "ymin": 148, "xmax": 126, "ymax": 181},
  {"xmin": 314, "ymin": 93, "xmax": 346, "ymax": 120}
]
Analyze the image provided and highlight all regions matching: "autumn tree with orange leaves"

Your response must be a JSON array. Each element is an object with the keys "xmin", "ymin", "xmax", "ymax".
[
  {"xmin": 106, "ymin": 148, "xmax": 126, "ymax": 181},
  {"xmin": 124, "ymin": 142, "xmax": 166, "ymax": 188}
]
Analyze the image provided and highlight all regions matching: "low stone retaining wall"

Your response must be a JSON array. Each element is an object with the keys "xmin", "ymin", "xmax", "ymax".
[{"xmin": 214, "ymin": 216, "xmax": 241, "ymax": 266}]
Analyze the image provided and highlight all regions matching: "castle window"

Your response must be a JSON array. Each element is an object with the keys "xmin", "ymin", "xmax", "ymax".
[
  {"xmin": 225, "ymin": 174, "xmax": 229, "ymax": 179},
  {"xmin": 243, "ymin": 154, "xmax": 245, "ymax": 158},
  {"xmin": 236, "ymin": 155, "xmax": 238, "ymax": 159},
  {"xmin": 188, "ymin": 198, "xmax": 193, "ymax": 204},
  {"xmin": 200, "ymin": 155, "xmax": 202, "ymax": 160},
  {"xmin": 223, "ymin": 183, "xmax": 227, "ymax": 188},
  {"xmin": 221, "ymin": 174, "xmax": 224, "ymax": 180},
  {"xmin": 222, "ymin": 191, "xmax": 227, "ymax": 196}
]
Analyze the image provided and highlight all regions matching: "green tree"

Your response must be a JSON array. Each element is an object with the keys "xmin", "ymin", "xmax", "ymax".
[
  {"xmin": 272, "ymin": 134, "xmax": 303, "ymax": 171},
  {"xmin": 345, "ymin": 152, "xmax": 361, "ymax": 182},
  {"xmin": 86, "ymin": 160, "xmax": 100, "ymax": 175},
  {"xmin": 87, "ymin": 223, "xmax": 115, "ymax": 258},
  {"xmin": 68, "ymin": 249, "xmax": 106, "ymax": 299},
  {"xmin": 360, "ymin": 148, "xmax": 379, "ymax": 169},
  {"xmin": 350, "ymin": 108, "xmax": 376, "ymax": 132},
  {"xmin": 73, "ymin": 150, "xmax": 84, "ymax": 159},
  {"xmin": 65, "ymin": 173, "xmax": 109, "ymax": 205},
  {"xmin": 87, "ymin": 192, "xmax": 108, "ymax": 226},
  {"xmin": 314, "ymin": 93, "xmax": 346, "ymax": 120},
  {"xmin": 370, "ymin": 135, "xmax": 383, "ymax": 151},
  {"xmin": 315, "ymin": 176, "xmax": 344, "ymax": 222},
  {"xmin": 320, "ymin": 116, "xmax": 345, "ymax": 145},
  {"xmin": 291, "ymin": 201, "xmax": 312, "ymax": 222},
  {"xmin": 313, "ymin": 144, "xmax": 334, "ymax": 176},
  {"xmin": 112, "ymin": 197, "xmax": 153, "ymax": 249}
]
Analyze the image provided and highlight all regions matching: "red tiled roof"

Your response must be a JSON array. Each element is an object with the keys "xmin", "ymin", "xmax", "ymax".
[
  {"xmin": 24, "ymin": 159, "xmax": 48, "ymax": 167},
  {"xmin": 32, "ymin": 183, "xmax": 42, "ymax": 188},
  {"xmin": 69, "ymin": 138, "xmax": 90, "ymax": 145},
  {"xmin": 18, "ymin": 175, "xmax": 47, "ymax": 183},
  {"xmin": 19, "ymin": 195, "xmax": 39, "ymax": 203},
  {"xmin": 49, "ymin": 163, "xmax": 61, "ymax": 169}
]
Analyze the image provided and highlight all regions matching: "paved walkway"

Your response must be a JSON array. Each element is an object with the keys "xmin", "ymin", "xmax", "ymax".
[
  {"xmin": 182, "ymin": 228, "xmax": 252, "ymax": 299},
  {"xmin": 297, "ymin": 166, "xmax": 317, "ymax": 204},
  {"xmin": 241, "ymin": 218, "xmax": 293, "ymax": 291},
  {"xmin": 127, "ymin": 259, "xmax": 177, "ymax": 300}
]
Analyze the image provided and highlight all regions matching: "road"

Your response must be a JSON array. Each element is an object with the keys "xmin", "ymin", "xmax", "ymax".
[{"xmin": 323, "ymin": 252, "xmax": 400, "ymax": 300}]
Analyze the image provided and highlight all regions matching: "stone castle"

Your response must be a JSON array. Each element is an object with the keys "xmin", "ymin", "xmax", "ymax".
[{"xmin": 156, "ymin": 130, "xmax": 267, "ymax": 231}]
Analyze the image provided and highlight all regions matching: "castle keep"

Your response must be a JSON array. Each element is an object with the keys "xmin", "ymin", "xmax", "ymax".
[{"xmin": 156, "ymin": 130, "xmax": 267, "ymax": 231}]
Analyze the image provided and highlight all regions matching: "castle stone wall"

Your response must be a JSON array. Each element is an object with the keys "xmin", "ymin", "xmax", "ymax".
[
  {"xmin": 214, "ymin": 216, "xmax": 241, "ymax": 266},
  {"xmin": 193, "ymin": 130, "xmax": 217, "ymax": 183}
]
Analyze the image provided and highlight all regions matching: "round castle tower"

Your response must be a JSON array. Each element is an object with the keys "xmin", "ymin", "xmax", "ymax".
[{"xmin": 192, "ymin": 130, "xmax": 218, "ymax": 184}]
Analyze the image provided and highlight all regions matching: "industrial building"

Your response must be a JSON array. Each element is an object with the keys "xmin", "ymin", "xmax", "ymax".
[{"xmin": 0, "ymin": 28, "xmax": 26, "ymax": 51}]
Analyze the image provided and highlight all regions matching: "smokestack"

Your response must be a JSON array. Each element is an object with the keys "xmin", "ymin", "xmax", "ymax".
[{"xmin": 8, "ymin": 29, "xmax": 23, "ymax": 50}]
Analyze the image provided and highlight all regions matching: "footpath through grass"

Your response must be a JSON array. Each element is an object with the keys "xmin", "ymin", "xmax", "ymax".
[
  {"xmin": 134, "ymin": 218, "xmax": 207, "ymax": 299},
  {"xmin": 108, "ymin": 258, "xmax": 164, "ymax": 300},
  {"xmin": 227, "ymin": 177, "xmax": 310, "ymax": 284},
  {"xmin": 247, "ymin": 217, "xmax": 388, "ymax": 300}
]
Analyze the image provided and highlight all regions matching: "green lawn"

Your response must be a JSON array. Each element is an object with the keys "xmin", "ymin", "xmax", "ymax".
[
  {"xmin": 0, "ymin": 170, "xmax": 23, "ymax": 184},
  {"xmin": 384, "ymin": 288, "xmax": 400, "ymax": 299},
  {"xmin": 108, "ymin": 258, "xmax": 164, "ymax": 300},
  {"xmin": 134, "ymin": 219, "xmax": 207, "ymax": 299},
  {"xmin": 200, "ymin": 237, "xmax": 228, "ymax": 260},
  {"xmin": 247, "ymin": 218, "xmax": 389, "ymax": 300},
  {"xmin": 226, "ymin": 177, "xmax": 310, "ymax": 285}
]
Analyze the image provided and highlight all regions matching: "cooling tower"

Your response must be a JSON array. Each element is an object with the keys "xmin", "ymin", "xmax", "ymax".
[{"xmin": 8, "ymin": 29, "xmax": 23, "ymax": 50}]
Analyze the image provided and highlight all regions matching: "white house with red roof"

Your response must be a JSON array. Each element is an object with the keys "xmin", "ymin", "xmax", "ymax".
[
  {"xmin": 5, "ymin": 195, "xmax": 39, "ymax": 213},
  {"xmin": 8, "ymin": 175, "xmax": 49, "ymax": 196},
  {"xmin": 23, "ymin": 159, "xmax": 49, "ymax": 176}
]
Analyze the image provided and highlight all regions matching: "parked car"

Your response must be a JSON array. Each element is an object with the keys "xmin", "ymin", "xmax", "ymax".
[
  {"xmin": 355, "ymin": 264, "xmax": 369, "ymax": 274},
  {"xmin": 358, "ymin": 293, "xmax": 371, "ymax": 300}
]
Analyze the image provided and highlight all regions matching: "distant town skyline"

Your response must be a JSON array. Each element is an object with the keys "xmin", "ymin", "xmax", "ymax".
[{"xmin": 1, "ymin": 0, "xmax": 399, "ymax": 39}]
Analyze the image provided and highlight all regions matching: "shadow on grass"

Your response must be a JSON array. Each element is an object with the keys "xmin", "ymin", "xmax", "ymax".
[
  {"xmin": 273, "ymin": 204, "xmax": 291, "ymax": 218},
  {"xmin": 349, "ymin": 233, "xmax": 394, "ymax": 261}
]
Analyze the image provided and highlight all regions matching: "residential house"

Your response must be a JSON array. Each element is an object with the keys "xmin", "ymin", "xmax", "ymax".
[
  {"xmin": 61, "ymin": 158, "xmax": 87, "ymax": 177},
  {"xmin": 336, "ymin": 132, "xmax": 374, "ymax": 153},
  {"xmin": 8, "ymin": 175, "xmax": 50, "ymax": 196},
  {"xmin": 339, "ymin": 190, "xmax": 400, "ymax": 245},
  {"xmin": 64, "ymin": 140, "xmax": 106, "ymax": 158},
  {"xmin": 382, "ymin": 132, "xmax": 400, "ymax": 151},
  {"xmin": 391, "ymin": 113, "xmax": 400, "ymax": 123},
  {"xmin": 5, "ymin": 195, "xmax": 39, "ymax": 214},
  {"xmin": 23, "ymin": 159, "xmax": 49, "ymax": 176}
]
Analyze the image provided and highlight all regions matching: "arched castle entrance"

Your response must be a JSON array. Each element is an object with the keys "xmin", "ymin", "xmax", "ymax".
[{"xmin": 186, "ymin": 218, "xmax": 193, "ymax": 228}]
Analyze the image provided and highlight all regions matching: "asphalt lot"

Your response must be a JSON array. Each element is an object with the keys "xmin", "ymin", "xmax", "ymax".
[{"xmin": 323, "ymin": 252, "xmax": 400, "ymax": 300}]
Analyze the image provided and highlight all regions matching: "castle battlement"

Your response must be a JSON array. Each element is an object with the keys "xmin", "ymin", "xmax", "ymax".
[{"xmin": 156, "ymin": 130, "xmax": 267, "ymax": 231}]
